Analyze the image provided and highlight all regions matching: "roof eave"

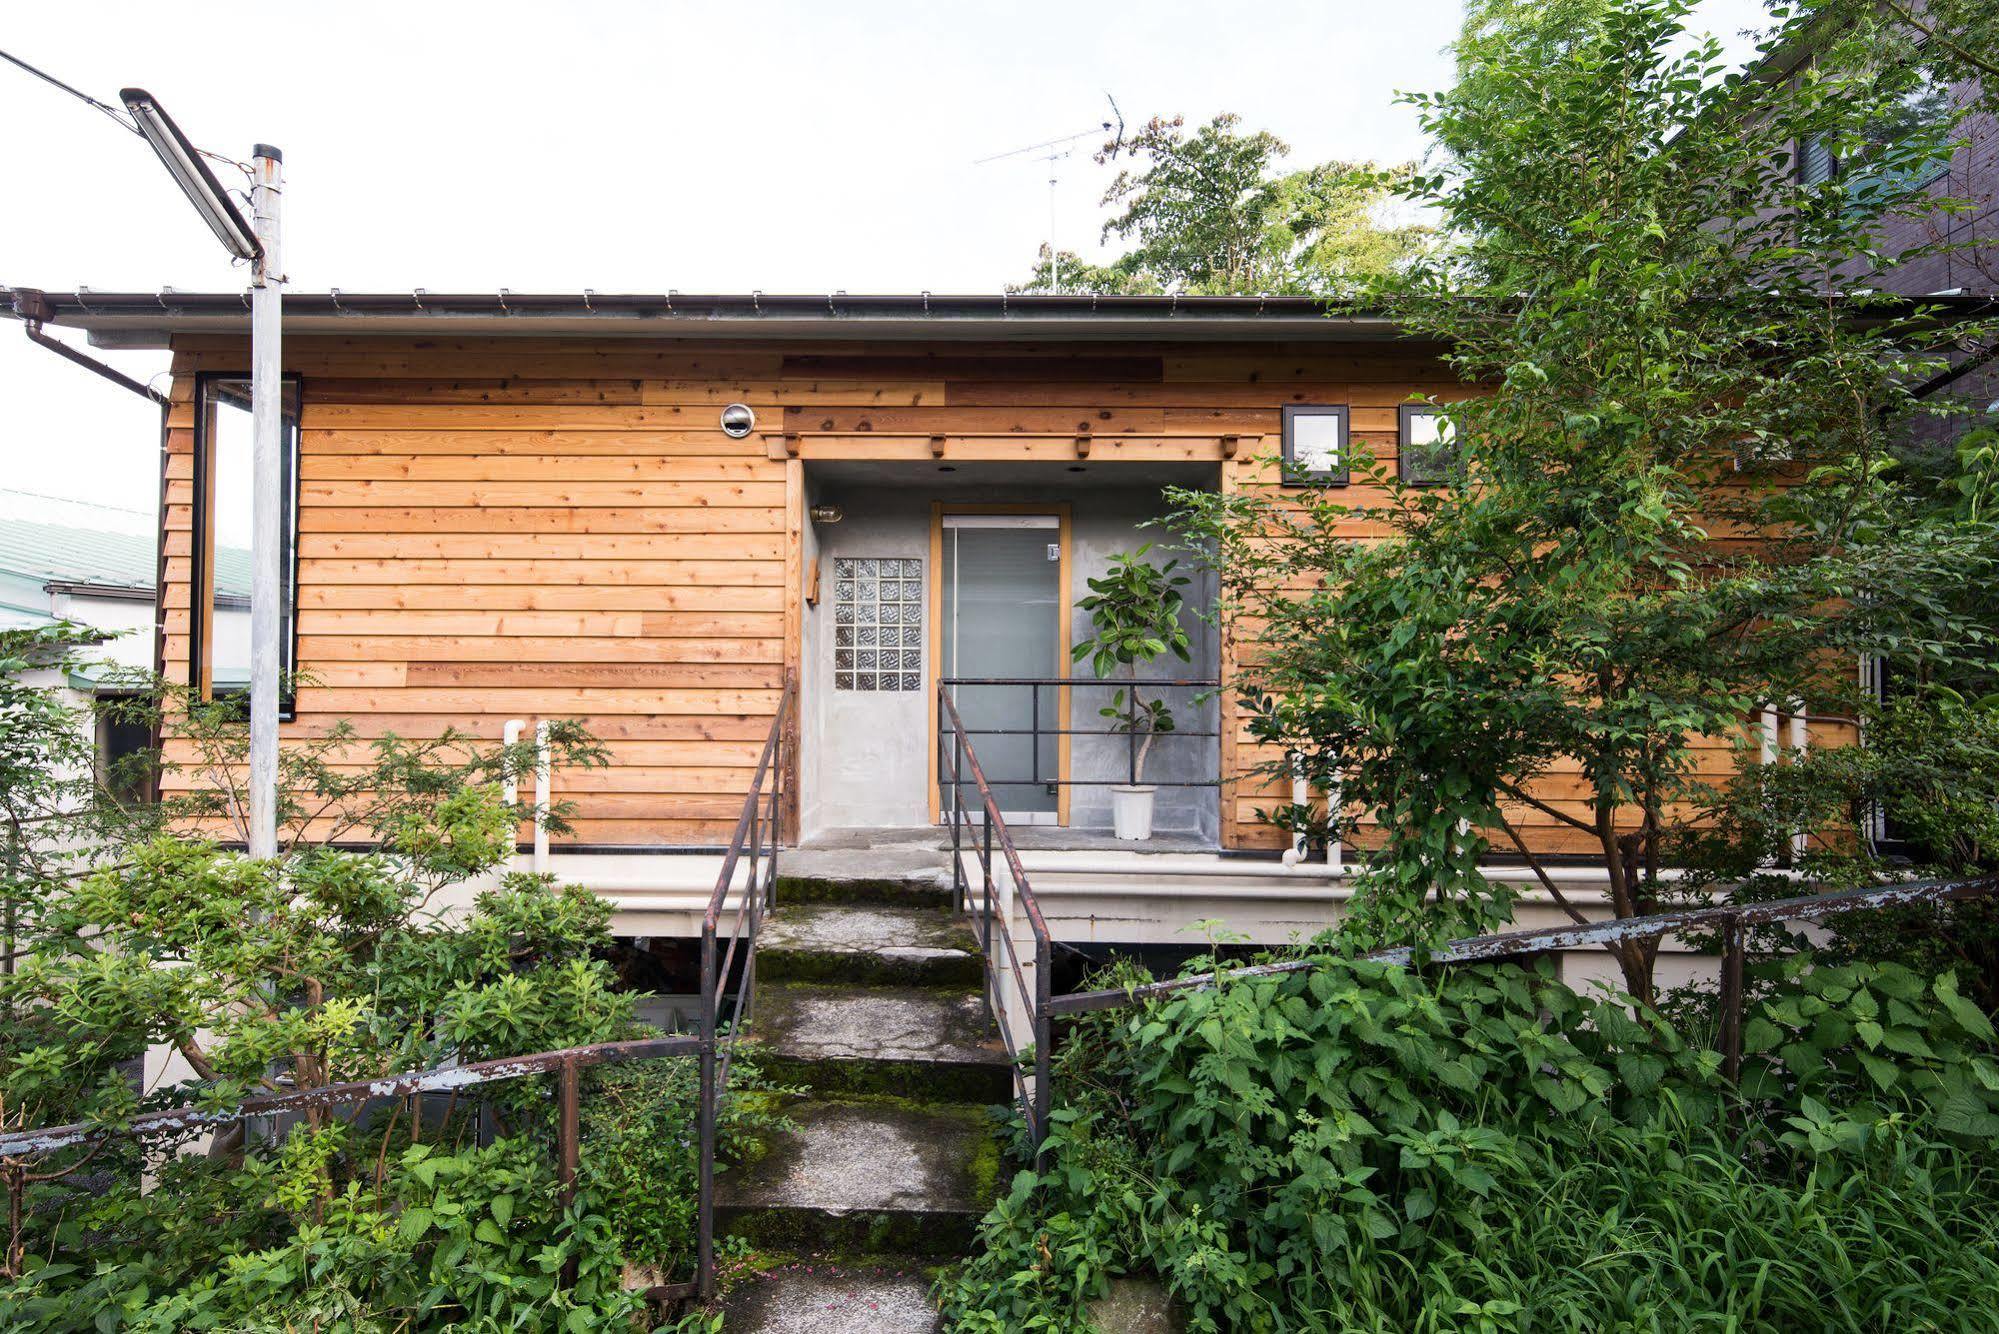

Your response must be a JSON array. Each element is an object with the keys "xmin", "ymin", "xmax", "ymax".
[{"xmin": 1, "ymin": 288, "xmax": 1414, "ymax": 349}]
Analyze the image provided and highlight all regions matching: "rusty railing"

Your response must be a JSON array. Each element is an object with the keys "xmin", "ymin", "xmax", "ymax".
[
  {"xmin": 695, "ymin": 675, "xmax": 795, "ymax": 1298},
  {"xmin": 0, "ymin": 1034, "xmax": 702, "ymax": 1294},
  {"xmin": 938, "ymin": 683, "xmax": 1054, "ymax": 1151},
  {"xmin": 1046, "ymin": 872, "xmax": 1999, "ymax": 1081}
]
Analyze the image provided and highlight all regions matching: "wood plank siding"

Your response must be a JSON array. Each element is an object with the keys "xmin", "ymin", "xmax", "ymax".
[{"xmin": 161, "ymin": 333, "xmax": 1792, "ymax": 856}]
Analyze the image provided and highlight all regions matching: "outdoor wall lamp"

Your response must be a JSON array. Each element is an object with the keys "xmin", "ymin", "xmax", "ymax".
[
  {"xmin": 809, "ymin": 504, "xmax": 844, "ymax": 524},
  {"xmin": 120, "ymin": 89, "xmax": 261, "ymax": 261}
]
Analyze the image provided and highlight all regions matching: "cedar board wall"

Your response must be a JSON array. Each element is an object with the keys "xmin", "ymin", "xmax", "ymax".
[{"xmin": 160, "ymin": 333, "xmax": 1819, "ymax": 856}]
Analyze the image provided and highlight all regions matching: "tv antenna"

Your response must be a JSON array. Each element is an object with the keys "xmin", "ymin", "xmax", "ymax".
[{"xmin": 976, "ymin": 95, "xmax": 1125, "ymax": 290}]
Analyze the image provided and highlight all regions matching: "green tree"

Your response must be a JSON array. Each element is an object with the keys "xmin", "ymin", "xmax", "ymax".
[
  {"xmin": 1010, "ymin": 114, "xmax": 1429, "ymax": 296},
  {"xmin": 1167, "ymin": 0, "xmax": 1992, "ymax": 1001}
]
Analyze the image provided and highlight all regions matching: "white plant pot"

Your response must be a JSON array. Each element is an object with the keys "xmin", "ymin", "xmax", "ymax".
[{"xmin": 1110, "ymin": 784, "xmax": 1157, "ymax": 841}]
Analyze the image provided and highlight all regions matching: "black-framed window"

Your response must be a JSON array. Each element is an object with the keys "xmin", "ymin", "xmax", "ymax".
[
  {"xmin": 1281, "ymin": 404, "xmax": 1349, "ymax": 486},
  {"xmin": 96, "ymin": 698, "xmax": 158, "ymax": 807},
  {"xmin": 192, "ymin": 372, "xmax": 302, "ymax": 719},
  {"xmin": 1398, "ymin": 404, "xmax": 1463, "ymax": 487},
  {"xmin": 1795, "ymin": 64, "xmax": 1954, "ymax": 194}
]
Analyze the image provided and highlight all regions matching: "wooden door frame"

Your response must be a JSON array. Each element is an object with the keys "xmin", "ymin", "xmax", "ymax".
[{"xmin": 927, "ymin": 502, "xmax": 1073, "ymax": 826}]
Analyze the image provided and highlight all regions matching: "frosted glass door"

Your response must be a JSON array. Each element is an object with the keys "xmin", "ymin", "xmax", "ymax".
[{"xmin": 941, "ymin": 517, "xmax": 1061, "ymax": 822}]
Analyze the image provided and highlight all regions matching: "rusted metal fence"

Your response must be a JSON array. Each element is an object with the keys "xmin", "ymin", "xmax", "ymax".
[
  {"xmin": 695, "ymin": 676, "xmax": 793, "ymax": 1299},
  {"xmin": 938, "ymin": 685, "xmax": 1055, "ymax": 1149},
  {"xmin": 1046, "ymin": 872, "xmax": 1999, "ymax": 1081},
  {"xmin": 0, "ymin": 1033, "xmax": 702, "ymax": 1293}
]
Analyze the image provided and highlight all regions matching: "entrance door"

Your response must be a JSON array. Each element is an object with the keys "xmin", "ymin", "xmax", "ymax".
[{"xmin": 939, "ymin": 514, "xmax": 1064, "ymax": 824}]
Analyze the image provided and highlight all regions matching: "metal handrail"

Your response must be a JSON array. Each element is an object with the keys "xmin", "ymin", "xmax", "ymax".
[
  {"xmin": 938, "ymin": 685, "xmax": 1054, "ymax": 1152},
  {"xmin": 695, "ymin": 674, "xmax": 795, "ymax": 1300},
  {"xmin": 938, "ymin": 675, "xmax": 1223, "ymax": 791}
]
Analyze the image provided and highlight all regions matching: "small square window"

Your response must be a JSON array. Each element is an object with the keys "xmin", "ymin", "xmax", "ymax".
[
  {"xmin": 1398, "ymin": 405, "xmax": 1462, "ymax": 487},
  {"xmin": 1281, "ymin": 405, "xmax": 1349, "ymax": 486},
  {"xmin": 832, "ymin": 554, "xmax": 924, "ymax": 690}
]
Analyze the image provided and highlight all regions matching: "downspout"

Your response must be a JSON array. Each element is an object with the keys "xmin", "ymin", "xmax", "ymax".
[
  {"xmin": 9, "ymin": 288, "xmax": 175, "ymax": 800},
  {"xmin": 10, "ymin": 289, "xmax": 171, "ymax": 408}
]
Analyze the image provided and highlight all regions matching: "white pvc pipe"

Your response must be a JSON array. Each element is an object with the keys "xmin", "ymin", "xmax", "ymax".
[
  {"xmin": 1790, "ymin": 701, "xmax": 1809, "ymax": 859},
  {"xmin": 501, "ymin": 719, "xmax": 523, "ymax": 806},
  {"xmin": 532, "ymin": 721, "xmax": 550, "ymax": 875},
  {"xmin": 1282, "ymin": 752, "xmax": 1309, "ymax": 866}
]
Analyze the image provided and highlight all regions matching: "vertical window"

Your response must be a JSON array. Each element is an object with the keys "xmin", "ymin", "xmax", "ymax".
[
  {"xmin": 1281, "ymin": 404, "xmax": 1350, "ymax": 486},
  {"xmin": 97, "ymin": 702, "xmax": 157, "ymax": 806},
  {"xmin": 1797, "ymin": 132, "xmax": 1837, "ymax": 186},
  {"xmin": 193, "ymin": 374, "xmax": 301, "ymax": 717},
  {"xmin": 1398, "ymin": 405, "xmax": 1462, "ymax": 487}
]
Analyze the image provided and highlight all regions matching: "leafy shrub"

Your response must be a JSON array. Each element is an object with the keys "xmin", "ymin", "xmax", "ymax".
[{"xmin": 940, "ymin": 948, "xmax": 1999, "ymax": 1332}]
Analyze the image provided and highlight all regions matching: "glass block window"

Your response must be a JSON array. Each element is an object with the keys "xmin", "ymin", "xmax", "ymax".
[{"xmin": 833, "ymin": 556, "xmax": 923, "ymax": 691}]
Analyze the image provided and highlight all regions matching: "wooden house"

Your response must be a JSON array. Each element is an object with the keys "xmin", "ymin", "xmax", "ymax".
[{"xmin": 13, "ymin": 289, "xmax": 1746, "ymax": 987}]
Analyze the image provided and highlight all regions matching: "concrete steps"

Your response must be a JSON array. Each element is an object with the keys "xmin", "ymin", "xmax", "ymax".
[
  {"xmin": 719, "ymin": 1259, "xmax": 941, "ymax": 1332},
  {"xmin": 712, "ymin": 865, "xmax": 1005, "ymax": 1330},
  {"xmin": 757, "ymin": 902, "xmax": 981, "ymax": 988},
  {"xmin": 715, "ymin": 1097, "xmax": 995, "ymax": 1255},
  {"xmin": 754, "ymin": 982, "xmax": 1011, "ymax": 1103}
]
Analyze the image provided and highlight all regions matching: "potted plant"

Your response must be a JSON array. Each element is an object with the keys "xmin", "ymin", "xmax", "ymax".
[{"xmin": 1073, "ymin": 545, "xmax": 1192, "ymax": 840}]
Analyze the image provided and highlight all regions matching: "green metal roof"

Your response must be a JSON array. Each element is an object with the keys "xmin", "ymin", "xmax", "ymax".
[{"xmin": 0, "ymin": 515, "xmax": 247, "ymax": 598}]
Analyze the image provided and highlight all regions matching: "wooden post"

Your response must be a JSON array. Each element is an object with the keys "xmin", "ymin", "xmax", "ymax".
[
  {"xmin": 5, "ymin": 1162, "xmax": 23, "ymax": 1282},
  {"xmin": 1718, "ymin": 915, "xmax": 1745, "ymax": 1084},
  {"xmin": 556, "ymin": 1056, "xmax": 579, "ymax": 1208}
]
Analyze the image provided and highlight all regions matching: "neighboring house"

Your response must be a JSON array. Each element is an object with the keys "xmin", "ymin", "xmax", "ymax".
[
  {"xmin": 5, "ymin": 289, "xmax": 1874, "ymax": 992},
  {"xmin": 0, "ymin": 490, "xmax": 250, "ymax": 799},
  {"xmin": 1770, "ymin": 23, "xmax": 1997, "ymax": 409}
]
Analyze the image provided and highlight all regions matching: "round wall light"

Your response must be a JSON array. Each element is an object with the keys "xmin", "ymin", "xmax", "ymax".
[{"xmin": 720, "ymin": 403, "xmax": 755, "ymax": 438}]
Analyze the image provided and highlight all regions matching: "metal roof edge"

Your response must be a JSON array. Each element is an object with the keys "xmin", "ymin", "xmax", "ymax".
[{"xmin": 1, "ymin": 288, "xmax": 1415, "ymax": 348}]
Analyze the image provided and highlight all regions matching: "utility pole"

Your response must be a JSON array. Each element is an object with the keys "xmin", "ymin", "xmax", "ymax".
[
  {"xmin": 119, "ymin": 90, "xmax": 282, "ymax": 859},
  {"xmin": 247, "ymin": 145, "xmax": 284, "ymax": 859}
]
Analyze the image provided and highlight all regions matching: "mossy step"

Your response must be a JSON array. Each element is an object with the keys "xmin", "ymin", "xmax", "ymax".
[
  {"xmin": 715, "ymin": 1098, "xmax": 999, "ymax": 1258},
  {"xmin": 719, "ymin": 1257, "xmax": 943, "ymax": 1332},
  {"xmin": 758, "ymin": 902, "xmax": 981, "ymax": 987},
  {"xmin": 753, "ymin": 982, "xmax": 1012, "ymax": 1103},
  {"xmin": 775, "ymin": 874, "xmax": 954, "ymax": 908}
]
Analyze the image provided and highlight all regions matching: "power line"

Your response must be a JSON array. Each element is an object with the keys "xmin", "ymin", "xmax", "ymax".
[
  {"xmin": 0, "ymin": 46, "xmax": 137, "ymax": 133},
  {"xmin": 0, "ymin": 46, "xmax": 253, "ymax": 179}
]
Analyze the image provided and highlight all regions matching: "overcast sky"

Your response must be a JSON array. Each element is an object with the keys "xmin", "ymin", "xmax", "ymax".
[{"xmin": 1, "ymin": 0, "xmax": 1771, "ymax": 519}]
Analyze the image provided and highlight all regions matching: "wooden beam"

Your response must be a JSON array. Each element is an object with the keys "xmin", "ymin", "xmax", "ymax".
[
  {"xmin": 929, "ymin": 434, "xmax": 947, "ymax": 458},
  {"xmin": 1074, "ymin": 433, "xmax": 1092, "ymax": 459}
]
